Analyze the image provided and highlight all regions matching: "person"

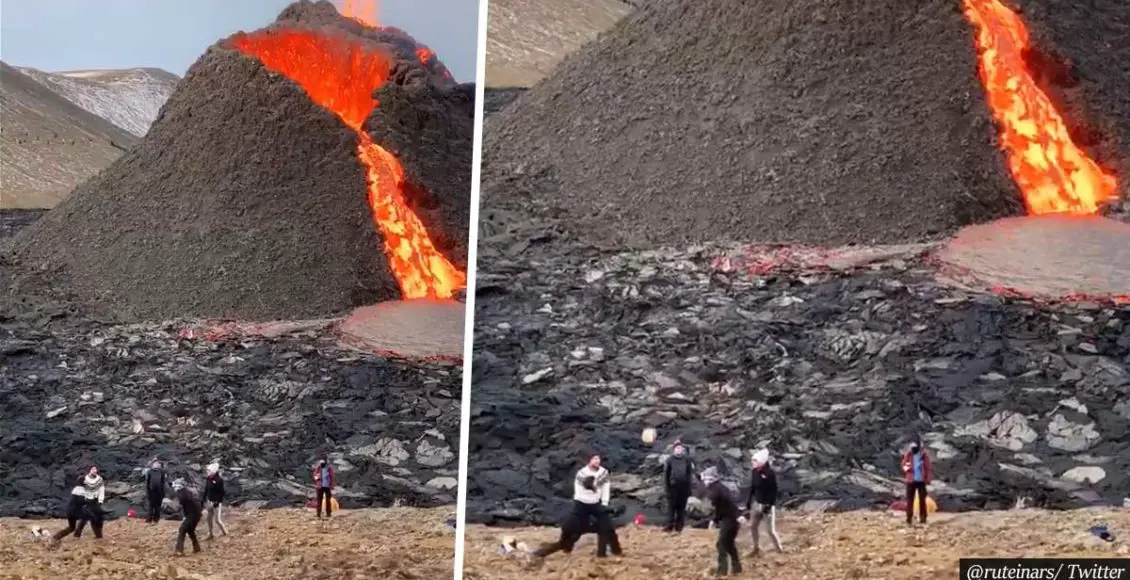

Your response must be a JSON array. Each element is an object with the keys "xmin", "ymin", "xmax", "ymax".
[
  {"xmin": 532, "ymin": 454, "xmax": 622, "ymax": 559},
  {"xmin": 663, "ymin": 442, "xmax": 696, "ymax": 533},
  {"xmin": 203, "ymin": 463, "xmax": 229, "ymax": 539},
  {"xmin": 901, "ymin": 438, "xmax": 932, "ymax": 526},
  {"xmin": 51, "ymin": 482, "xmax": 93, "ymax": 544},
  {"xmin": 744, "ymin": 449, "xmax": 782, "ymax": 555},
  {"xmin": 699, "ymin": 467, "xmax": 742, "ymax": 577},
  {"xmin": 80, "ymin": 466, "xmax": 106, "ymax": 539},
  {"xmin": 145, "ymin": 459, "xmax": 168, "ymax": 523},
  {"xmin": 312, "ymin": 456, "xmax": 335, "ymax": 519},
  {"xmin": 172, "ymin": 478, "xmax": 203, "ymax": 555}
]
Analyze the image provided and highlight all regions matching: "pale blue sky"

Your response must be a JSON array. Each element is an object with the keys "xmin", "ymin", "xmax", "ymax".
[{"xmin": 0, "ymin": 0, "xmax": 480, "ymax": 81}]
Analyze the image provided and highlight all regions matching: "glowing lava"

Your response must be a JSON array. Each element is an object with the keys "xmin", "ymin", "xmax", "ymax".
[
  {"xmin": 230, "ymin": 29, "xmax": 465, "ymax": 299},
  {"xmin": 340, "ymin": 0, "xmax": 379, "ymax": 27},
  {"xmin": 961, "ymin": 0, "xmax": 1117, "ymax": 215}
]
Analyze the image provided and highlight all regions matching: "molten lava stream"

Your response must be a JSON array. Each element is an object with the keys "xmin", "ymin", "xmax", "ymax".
[
  {"xmin": 230, "ymin": 29, "xmax": 465, "ymax": 299},
  {"xmin": 961, "ymin": 0, "xmax": 1117, "ymax": 215}
]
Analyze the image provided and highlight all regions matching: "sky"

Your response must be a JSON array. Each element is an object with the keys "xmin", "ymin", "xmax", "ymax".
[{"xmin": 0, "ymin": 0, "xmax": 480, "ymax": 82}]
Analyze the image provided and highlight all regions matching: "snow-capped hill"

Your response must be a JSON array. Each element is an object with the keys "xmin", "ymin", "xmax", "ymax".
[{"xmin": 16, "ymin": 66, "xmax": 180, "ymax": 137}]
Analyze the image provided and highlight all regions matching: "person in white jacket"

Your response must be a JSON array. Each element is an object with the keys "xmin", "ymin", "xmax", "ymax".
[{"xmin": 532, "ymin": 454, "xmax": 622, "ymax": 559}]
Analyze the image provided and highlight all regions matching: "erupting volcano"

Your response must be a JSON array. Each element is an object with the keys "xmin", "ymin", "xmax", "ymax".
[
  {"xmin": 482, "ymin": 0, "xmax": 1129, "ymax": 250},
  {"xmin": 9, "ymin": 1, "xmax": 473, "ymax": 322},
  {"xmin": 229, "ymin": 29, "xmax": 464, "ymax": 299}
]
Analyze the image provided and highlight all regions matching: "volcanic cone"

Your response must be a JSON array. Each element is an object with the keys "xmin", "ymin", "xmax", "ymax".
[
  {"xmin": 10, "ymin": 1, "xmax": 472, "ymax": 322},
  {"xmin": 482, "ymin": 0, "xmax": 1129, "ymax": 248}
]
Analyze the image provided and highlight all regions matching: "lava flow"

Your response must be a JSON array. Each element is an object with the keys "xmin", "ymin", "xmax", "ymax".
[
  {"xmin": 230, "ymin": 29, "xmax": 465, "ymax": 299},
  {"xmin": 961, "ymin": 0, "xmax": 1117, "ymax": 215},
  {"xmin": 340, "ymin": 0, "xmax": 379, "ymax": 27}
]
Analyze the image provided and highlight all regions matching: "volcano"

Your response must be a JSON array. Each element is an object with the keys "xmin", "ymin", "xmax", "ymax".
[
  {"xmin": 9, "ymin": 1, "xmax": 473, "ymax": 322},
  {"xmin": 482, "ymin": 0, "xmax": 1129, "ymax": 248}
]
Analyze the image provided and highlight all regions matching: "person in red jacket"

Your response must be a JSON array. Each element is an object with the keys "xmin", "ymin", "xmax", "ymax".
[
  {"xmin": 900, "ymin": 438, "xmax": 932, "ymax": 526},
  {"xmin": 312, "ymin": 456, "xmax": 335, "ymax": 519}
]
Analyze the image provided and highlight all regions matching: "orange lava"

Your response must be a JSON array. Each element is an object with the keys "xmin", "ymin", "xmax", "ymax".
[
  {"xmin": 417, "ymin": 47, "xmax": 435, "ymax": 66},
  {"xmin": 230, "ymin": 29, "xmax": 465, "ymax": 299},
  {"xmin": 961, "ymin": 0, "xmax": 1117, "ymax": 215},
  {"xmin": 340, "ymin": 0, "xmax": 378, "ymax": 27}
]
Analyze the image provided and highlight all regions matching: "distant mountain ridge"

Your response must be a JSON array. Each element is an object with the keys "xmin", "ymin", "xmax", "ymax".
[
  {"xmin": 1, "ymin": 61, "xmax": 178, "ymax": 209},
  {"xmin": 486, "ymin": 0, "xmax": 632, "ymax": 87},
  {"xmin": 16, "ymin": 65, "xmax": 180, "ymax": 137}
]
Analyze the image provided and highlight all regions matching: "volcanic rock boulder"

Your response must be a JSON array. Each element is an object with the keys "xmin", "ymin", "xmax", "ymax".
[
  {"xmin": 9, "ymin": 3, "xmax": 470, "ymax": 322},
  {"xmin": 482, "ymin": 0, "xmax": 1128, "ymax": 248}
]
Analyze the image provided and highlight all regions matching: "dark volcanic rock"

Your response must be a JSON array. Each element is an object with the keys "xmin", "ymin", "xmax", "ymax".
[
  {"xmin": 7, "ymin": 2, "xmax": 470, "ymax": 323},
  {"xmin": 0, "ymin": 315, "xmax": 462, "ymax": 519},
  {"xmin": 466, "ymin": 241, "xmax": 1130, "ymax": 526},
  {"xmin": 482, "ymin": 0, "xmax": 1129, "ymax": 250}
]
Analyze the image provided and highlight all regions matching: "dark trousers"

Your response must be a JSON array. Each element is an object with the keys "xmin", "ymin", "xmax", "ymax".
[
  {"xmin": 147, "ymin": 490, "xmax": 164, "ymax": 523},
  {"xmin": 175, "ymin": 514, "xmax": 202, "ymax": 553},
  {"xmin": 533, "ymin": 501, "xmax": 622, "ymax": 558},
  {"xmin": 53, "ymin": 500, "xmax": 88, "ymax": 541},
  {"xmin": 665, "ymin": 485, "xmax": 690, "ymax": 532},
  {"xmin": 716, "ymin": 518, "xmax": 742, "ymax": 575},
  {"xmin": 906, "ymin": 481, "xmax": 928, "ymax": 524},
  {"xmin": 316, "ymin": 487, "xmax": 333, "ymax": 517}
]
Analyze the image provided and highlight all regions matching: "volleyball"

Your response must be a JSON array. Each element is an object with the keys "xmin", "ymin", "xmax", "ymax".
[{"xmin": 642, "ymin": 427, "xmax": 657, "ymax": 444}]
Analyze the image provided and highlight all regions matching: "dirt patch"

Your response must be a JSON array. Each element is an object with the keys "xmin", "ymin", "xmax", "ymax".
[
  {"xmin": 936, "ymin": 215, "xmax": 1130, "ymax": 301},
  {"xmin": 482, "ymin": 0, "xmax": 1130, "ymax": 249},
  {"xmin": 0, "ymin": 507, "xmax": 455, "ymax": 580},
  {"xmin": 463, "ymin": 508, "xmax": 1130, "ymax": 579},
  {"xmin": 6, "ymin": 2, "xmax": 470, "ymax": 322}
]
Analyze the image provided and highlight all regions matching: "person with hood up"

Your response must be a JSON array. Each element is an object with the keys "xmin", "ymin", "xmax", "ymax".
[
  {"xmin": 51, "ymin": 482, "xmax": 94, "ymax": 544},
  {"xmin": 79, "ymin": 466, "xmax": 106, "ymax": 539},
  {"xmin": 203, "ymin": 463, "xmax": 229, "ymax": 539},
  {"xmin": 312, "ymin": 456, "xmax": 335, "ymax": 519},
  {"xmin": 901, "ymin": 438, "xmax": 932, "ymax": 527},
  {"xmin": 145, "ymin": 458, "xmax": 168, "ymax": 523},
  {"xmin": 663, "ymin": 441, "xmax": 697, "ymax": 533},
  {"xmin": 744, "ymin": 449, "xmax": 782, "ymax": 555},
  {"xmin": 698, "ymin": 467, "xmax": 742, "ymax": 577},
  {"xmin": 532, "ymin": 454, "xmax": 622, "ymax": 559},
  {"xmin": 172, "ymin": 478, "xmax": 203, "ymax": 555}
]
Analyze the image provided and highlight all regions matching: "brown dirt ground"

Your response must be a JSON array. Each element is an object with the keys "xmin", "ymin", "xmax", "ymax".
[
  {"xmin": 0, "ymin": 507, "xmax": 455, "ymax": 580},
  {"xmin": 462, "ymin": 508, "xmax": 1130, "ymax": 579}
]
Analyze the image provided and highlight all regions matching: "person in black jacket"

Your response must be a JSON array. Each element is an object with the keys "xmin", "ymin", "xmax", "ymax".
[
  {"xmin": 699, "ymin": 467, "xmax": 742, "ymax": 577},
  {"xmin": 203, "ymin": 463, "xmax": 229, "ymax": 539},
  {"xmin": 663, "ymin": 442, "xmax": 696, "ymax": 533},
  {"xmin": 744, "ymin": 449, "xmax": 783, "ymax": 555},
  {"xmin": 172, "ymin": 478, "xmax": 203, "ymax": 555},
  {"xmin": 145, "ymin": 459, "xmax": 168, "ymax": 523}
]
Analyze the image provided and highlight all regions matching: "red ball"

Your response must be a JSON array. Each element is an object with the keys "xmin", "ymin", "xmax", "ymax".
[{"xmin": 634, "ymin": 514, "xmax": 646, "ymax": 526}]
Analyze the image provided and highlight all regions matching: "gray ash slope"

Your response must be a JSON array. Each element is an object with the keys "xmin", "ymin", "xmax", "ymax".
[
  {"xmin": 482, "ymin": 0, "xmax": 1129, "ymax": 249},
  {"xmin": 8, "ymin": 1, "xmax": 471, "ymax": 322},
  {"xmin": 0, "ymin": 315, "xmax": 462, "ymax": 520},
  {"xmin": 466, "ymin": 240, "xmax": 1130, "ymax": 526}
]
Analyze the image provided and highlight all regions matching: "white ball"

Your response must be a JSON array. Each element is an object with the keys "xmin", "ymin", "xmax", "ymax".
[{"xmin": 641, "ymin": 428, "xmax": 657, "ymax": 444}]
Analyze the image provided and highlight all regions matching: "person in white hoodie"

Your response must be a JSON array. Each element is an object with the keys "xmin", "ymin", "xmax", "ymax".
[{"xmin": 532, "ymin": 454, "xmax": 622, "ymax": 559}]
